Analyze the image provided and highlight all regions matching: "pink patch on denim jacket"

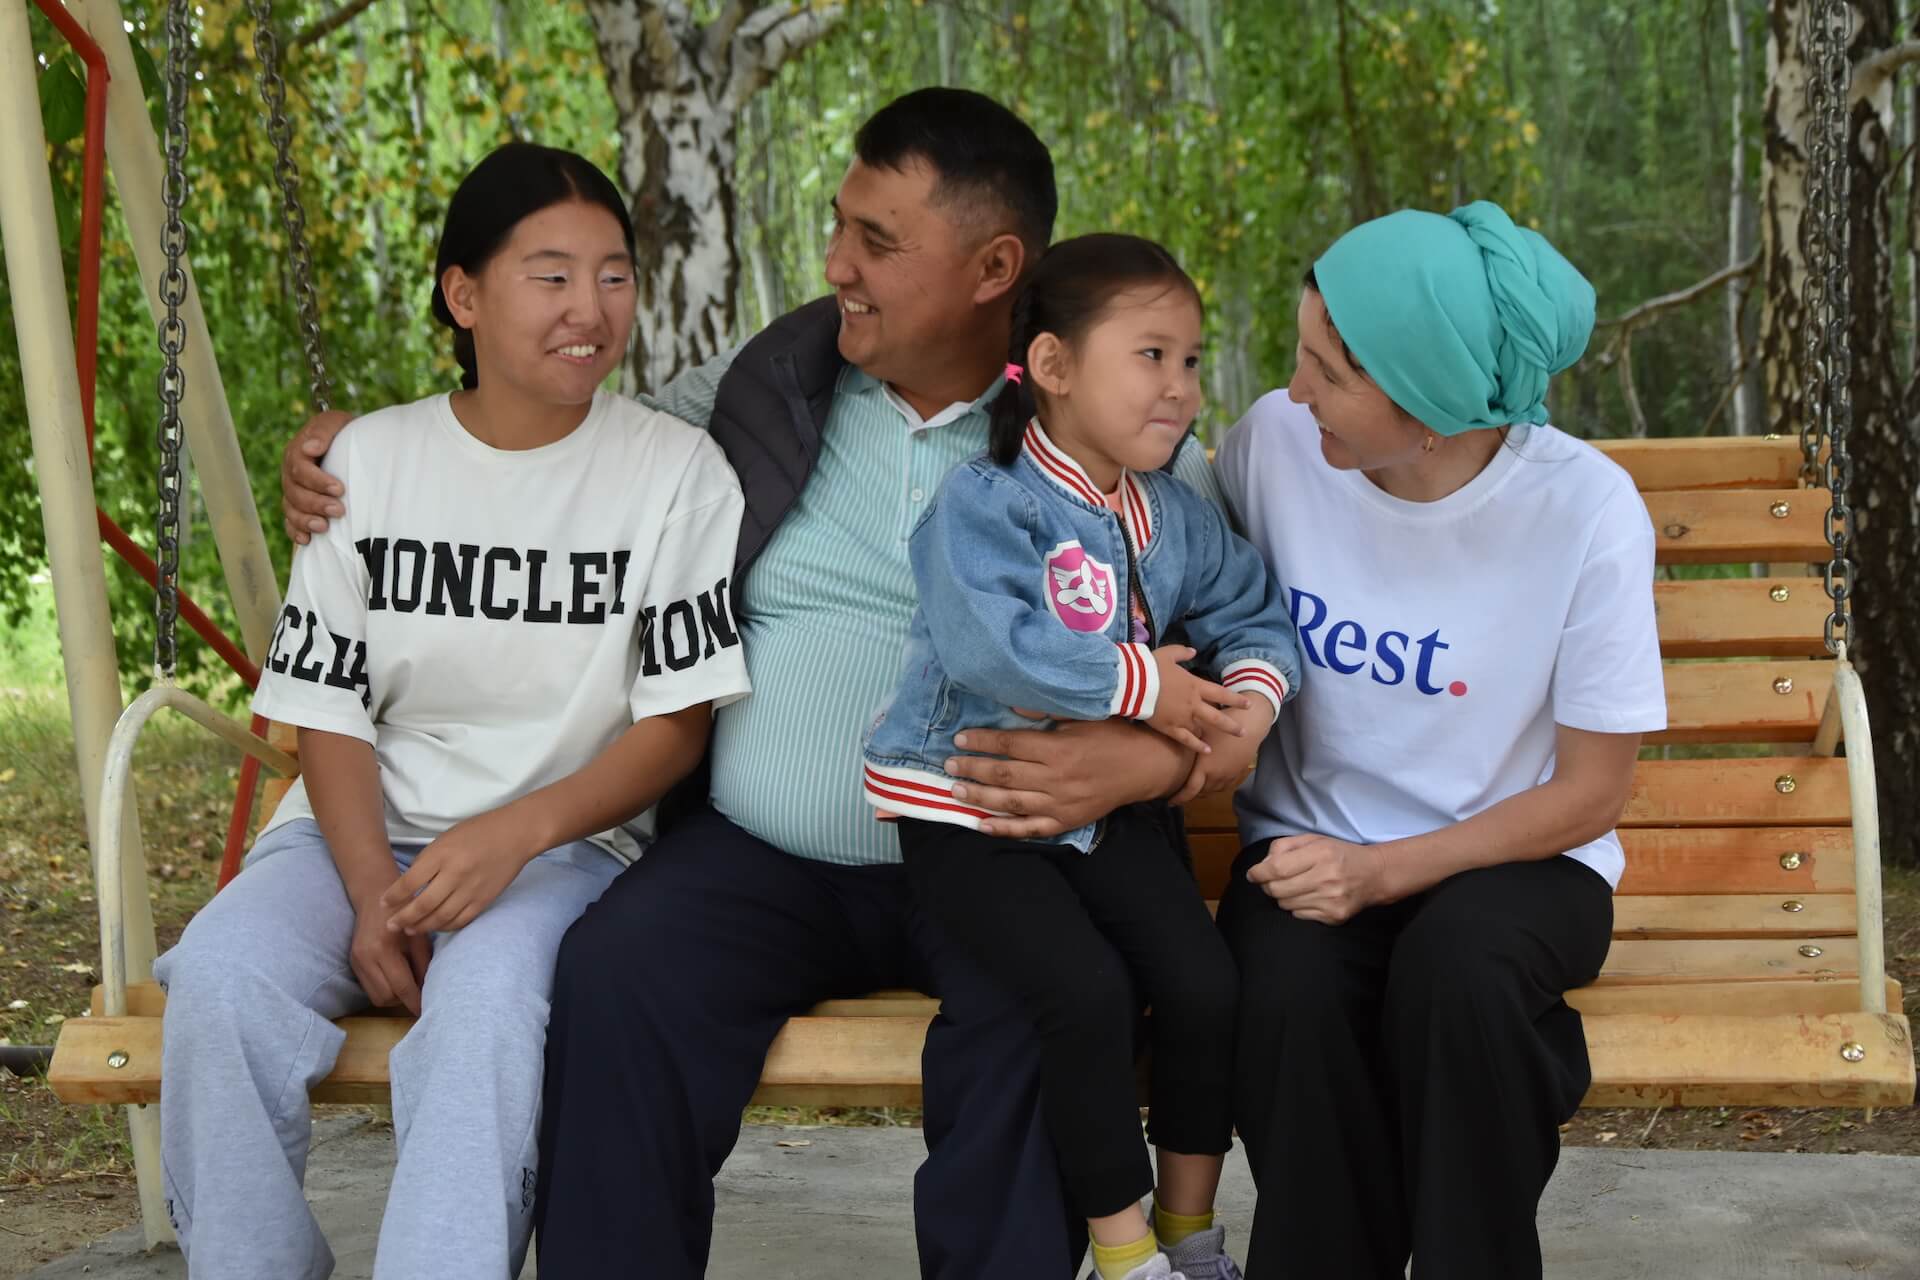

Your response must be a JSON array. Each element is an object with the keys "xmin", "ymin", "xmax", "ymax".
[{"xmin": 1041, "ymin": 541, "xmax": 1117, "ymax": 634}]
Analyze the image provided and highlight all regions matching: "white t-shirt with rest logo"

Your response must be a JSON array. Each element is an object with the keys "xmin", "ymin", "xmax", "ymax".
[
  {"xmin": 251, "ymin": 390, "xmax": 751, "ymax": 863},
  {"xmin": 1215, "ymin": 392, "xmax": 1666, "ymax": 888}
]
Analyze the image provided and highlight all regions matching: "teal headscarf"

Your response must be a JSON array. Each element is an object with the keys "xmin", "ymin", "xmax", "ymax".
[{"xmin": 1311, "ymin": 200, "xmax": 1595, "ymax": 436}]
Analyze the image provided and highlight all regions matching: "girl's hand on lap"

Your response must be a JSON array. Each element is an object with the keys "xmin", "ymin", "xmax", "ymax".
[
  {"xmin": 1247, "ymin": 834, "xmax": 1390, "ymax": 925},
  {"xmin": 1146, "ymin": 646, "xmax": 1249, "ymax": 753},
  {"xmin": 382, "ymin": 809, "xmax": 537, "ymax": 936},
  {"xmin": 348, "ymin": 886, "xmax": 431, "ymax": 1014}
]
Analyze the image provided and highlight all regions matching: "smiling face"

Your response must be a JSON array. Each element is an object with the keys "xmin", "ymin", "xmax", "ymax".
[
  {"xmin": 439, "ymin": 198, "xmax": 635, "ymax": 409},
  {"xmin": 1286, "ymin": 288, "xmax": 1427, "ymax": 470},
  {"xmin": 824, "ymin": 157, "xmax": 1021, "ymax": 403},
  {"xmin": 1031, "ymin": 283, "xmax": 1205, "ymax": 488}
]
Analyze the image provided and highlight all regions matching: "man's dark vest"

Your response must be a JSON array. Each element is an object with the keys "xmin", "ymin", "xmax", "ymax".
[{"xmin": 706, "ymin": 296, "xmax": 847, "ymax": 585}]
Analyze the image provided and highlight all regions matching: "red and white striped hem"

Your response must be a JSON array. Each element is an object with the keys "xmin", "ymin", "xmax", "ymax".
[
  {"xmin": 863, "ymin": 763, "xmax": 1009, "ymax": 831},
  {"xmin": 1108, "ymin": 642, "xmax": 1161, "ymax": 720},
  {"xmin": 1222, "ymin": 660, "xmax": 1289, "ymax": 720},
  {"xmin": 1120, "ymin": 472, "xmax": 1154, "ymax": 546}
]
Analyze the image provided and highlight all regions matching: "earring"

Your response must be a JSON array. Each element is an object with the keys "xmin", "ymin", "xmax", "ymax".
[{"xmin": 1422, "ymin": 433, "xmax": 1437, "ymax": 454}]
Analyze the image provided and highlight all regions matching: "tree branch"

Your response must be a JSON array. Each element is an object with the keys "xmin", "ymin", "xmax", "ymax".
[
  {"xmin": 289, "ymin": 0, "xmax": 382, "ymax": 50},
  {"xmin": 1597, "ymin": 252, "xmax": 1759, "ymax": 329},
  {"xmin": 1853, "ymin": 40, "xmax": 1920, "ymax": 107},
  {"xmin": 722, "ymin": 4, "xmax": 844, "ymax": 112}
]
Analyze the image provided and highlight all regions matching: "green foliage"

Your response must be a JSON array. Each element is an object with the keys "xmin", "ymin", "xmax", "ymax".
[{"xmin": 2, "ymin": 0, "xmax": 1772, "ymax": 687}]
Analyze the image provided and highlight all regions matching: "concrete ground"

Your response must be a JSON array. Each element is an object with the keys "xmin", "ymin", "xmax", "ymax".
[{"xmin": 29, "ymin": 1118, "xmax": 1920, "ymax": 1278}]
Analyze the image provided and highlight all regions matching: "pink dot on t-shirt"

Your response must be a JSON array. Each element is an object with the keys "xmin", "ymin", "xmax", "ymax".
[{"xmin": 1448, "ymin": 681, "xmax": 1469, "ymax": 697}]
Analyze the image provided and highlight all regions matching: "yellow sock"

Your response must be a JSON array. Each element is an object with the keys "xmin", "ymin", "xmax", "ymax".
[
  {"xmin": 1091, "ymin": 1229, "xmax": 1159, "ymax": 1280},
  {"xmin": 1154, "ymin": 1201, "xmax": 1214, "ymax": 1246}
]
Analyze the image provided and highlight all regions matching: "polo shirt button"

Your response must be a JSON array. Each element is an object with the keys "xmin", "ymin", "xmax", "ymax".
[{"xmin": 910, "ymin": 487, "xmax": 925, "ymax": 503}]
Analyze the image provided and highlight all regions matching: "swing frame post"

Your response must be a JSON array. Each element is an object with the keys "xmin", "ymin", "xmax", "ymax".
[
  {"xmin": 0, "ymin": 0, "xmax": 171, "ymax": 1246},
  {"xmin": 69, "ymin": 0, "xmax": 285, "ymax": 663}
]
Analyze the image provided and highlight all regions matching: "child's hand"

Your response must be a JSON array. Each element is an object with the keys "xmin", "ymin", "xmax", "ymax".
[
  {"xmin": 1145, "ymin": 645, "xmax": 1250, "ymax": 754},
  {"xmin": 382, "ymin": 809, "xmax": 536, "ymax": 936},
  {"xmin": 1172, "ymin": 698, "xmax": 1275, "ymax": 805}
]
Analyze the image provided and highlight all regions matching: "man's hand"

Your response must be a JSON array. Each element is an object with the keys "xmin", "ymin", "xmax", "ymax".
[
  {"xmin": 381, "ymin": 809, "xmax": 536, "ymax": 936},
  {"xmin": 1146, "ymin": 646, "xmax": 1248, "ymax": 753},
  {"xmin": 945, "ymin": 715, "xmax": 1192, "ymax": 839},
  {"xmin": 281, "ymin": 410, "xmax": 355, "ymax": 543},
  {"xmin": 1246, "ymin": 834, "xmax": 1391, "ymax": 925},
  {"xmin": 348, "ymin": 884, "xmax": 431, "ymax": 1015}
]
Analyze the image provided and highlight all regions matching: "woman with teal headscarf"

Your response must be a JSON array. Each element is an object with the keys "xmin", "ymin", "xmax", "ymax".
[{"xmin": 1213, "ymin": 202, "xmax": 1668, "ymax": 1278}]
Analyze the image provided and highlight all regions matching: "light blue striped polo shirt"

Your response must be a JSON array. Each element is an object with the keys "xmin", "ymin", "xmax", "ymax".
[{"xmin": 647, "ymin": 349, "xmax": 1226, "ymax": 866}]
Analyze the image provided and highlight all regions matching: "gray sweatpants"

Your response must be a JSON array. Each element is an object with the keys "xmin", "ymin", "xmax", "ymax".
[{"xmin": 151, "ymin": 818, "xmax": 621, "ymax": 1280}]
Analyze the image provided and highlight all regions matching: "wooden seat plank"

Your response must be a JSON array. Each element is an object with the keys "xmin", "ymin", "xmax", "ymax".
[
  {"xmin": 1644, "ymin": 491, "xmax": 1830, "ymax": 565},
  {"xmin": 1613, "ymin": 828, "xmax": 1853, "ymax": 895},
  {"xmin": 1622, "ymin": 758, "xmax": 1850, "ymax": 827},
  {"xmin": 1653, "ymin": 660, "xmax": 1833, "ymax": 744},
  {"xmin": 1185, "ymin": 757, "xmax": 1851, "ymax": 835},
  {"xmin": 1582, "ymin": 1012, "xmax": 1914, "ymax": 1107},
  {"xmin": 1592, "ymin": 438, "xmax": 1802, "ymax": 491},
  {"xmin": 1610, "ymin": 894, "xmax": 1855, "ymax": 938},
  {"xmin": 1595, "ymin": 936, "xmax": 1857, "ymax": 984},
  {"xmin": 1568, "ymin": 977, "xmax": 1901, "ymax": 1017},
  {"xmin": 1655, "ymin": 578, "xmax": 1830, "ymax": 658},
  {"xmin": 55, "ymin": 1007, "xmax": 1913, "ymax": 1111}
]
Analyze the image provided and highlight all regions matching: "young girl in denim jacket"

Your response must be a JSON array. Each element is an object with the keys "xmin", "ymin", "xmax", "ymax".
[{"xmin": 863, "ymin": 234, "xmax": 1302, "ymax": 1280}]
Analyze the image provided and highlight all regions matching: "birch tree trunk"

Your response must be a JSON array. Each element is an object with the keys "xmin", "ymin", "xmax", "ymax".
[
  {"xmin": 1728, "ymin": 0, "xmax": 1760, "ymax": 434},
  {"xmin": 1763, "ymin": 0, "xmax": 1920, "ymax": 865},
  {"xmin": 582, "ymin": 0, "xmax": 843, "ymax": 390}
]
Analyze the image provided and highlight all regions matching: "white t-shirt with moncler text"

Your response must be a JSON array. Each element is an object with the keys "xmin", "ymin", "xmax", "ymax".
[
  {"xmin": 1216, "ymin": 392, "xmax": 1666, "ymax": 888},
  {"xmin": 252, "ymin": 390, "xmax": 751, "ymax": 863}
]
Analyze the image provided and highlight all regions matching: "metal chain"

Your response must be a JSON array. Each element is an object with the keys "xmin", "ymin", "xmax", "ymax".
[
  {"xmin": 152, "ymin": 0, "xmax": 193, "ymax": 681},
  {"xmin": 1802, "ymin": 0, "xmax": 1855, "ymax": 656},
  {"xmin": 248, "ymin": 0, "xmax": 332, "ymax": 412}
]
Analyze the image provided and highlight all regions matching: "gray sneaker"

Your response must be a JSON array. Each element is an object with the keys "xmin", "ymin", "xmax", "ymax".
[
  {"xmin": 1085, "ymin": 1252, "xmax": 1188, "ymax": 1280},
  {"xmin": 1163, "ymin": 1225, "xmax": 1244, "ymax": 1280}
]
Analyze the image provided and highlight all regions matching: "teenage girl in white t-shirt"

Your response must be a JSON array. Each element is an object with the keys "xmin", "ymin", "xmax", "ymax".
[
  {"xmin": 1213, "ymin": 201, "xmax": 1666, "ymax": 1280},
  {"xmin": 151, "ymin": 143, "xmax": 749, "ymax": 1280}
]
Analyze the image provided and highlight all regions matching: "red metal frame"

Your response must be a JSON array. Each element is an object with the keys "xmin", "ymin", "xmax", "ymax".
[{"xmin": 34, "ymin": 0, "xmax": 271, "ymax": 889}]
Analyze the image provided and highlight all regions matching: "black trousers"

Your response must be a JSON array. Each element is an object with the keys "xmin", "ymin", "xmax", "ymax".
[
  {"xmin": 534, "ymin": 809, "xmax": 1088, "ymax": 1278},
  {"xmin": 899, "ymin": 808, "xmax": 1238, "ymax": 1219},
  {"xmin": 1215, "ymin": 847, "xmax": 1612, "ymax": 1280}
]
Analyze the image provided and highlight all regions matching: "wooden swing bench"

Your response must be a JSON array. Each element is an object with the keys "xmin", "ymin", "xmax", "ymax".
[{"xmin": 48, "ymin": 435, "xmax": 1915, "ymax": 1113}]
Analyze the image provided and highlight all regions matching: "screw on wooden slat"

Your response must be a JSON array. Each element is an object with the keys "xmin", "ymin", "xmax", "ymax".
[
  {"xmin": 1770, "ymin": 500, "xmax": 1792, "ymax": 518},
  {"xmin": 1662, "ymin": 523, "xmax": 1689, "ymax": 540},
  {"xmin": 107, "ymin": 1051, "xmax": 129, "ymax": 1070},
  {"xmin": 1774, "ymin": 676, "xmax": 1795, "ymax": 695},
  {"xmin": 1770, "ymin": 585, "xmax": 1792, "ymax": 602},
  {"xmin": 1840, "ymin": 1042, "xmax": 1866, "ymax": 1063},
  {"xmin": 1780, "ymin": 851, "xmax": 1806, "ymax": 870},
  {"xmin": 1799, "ymin": 944, "xmax": 1825, "ymax": 958},
  {"xmin": 1782, "ymin": 900, "xmax": 1806, "ymax": 913},
  {"xmin": 1775, "ymin": 775, "xmax": 1797, "ymax": 794}
]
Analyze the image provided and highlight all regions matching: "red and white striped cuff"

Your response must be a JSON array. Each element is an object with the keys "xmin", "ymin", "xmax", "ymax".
[
  {"xmin": 1108, "ymin": 642, "xmax": 1161, "ymax": 721},
  {"xmin": 1221, "ymin": 659, "xmax": 1289, "ymax": 721},
  {"xmin": 862, "ymin": 763, "xmax": 1008, "ymax": 832}
]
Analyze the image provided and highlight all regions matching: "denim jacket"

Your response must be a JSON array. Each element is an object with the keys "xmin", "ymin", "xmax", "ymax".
[{"xmin": 862, "ymin": 419, "xmax": 1303, "ymax": 852}]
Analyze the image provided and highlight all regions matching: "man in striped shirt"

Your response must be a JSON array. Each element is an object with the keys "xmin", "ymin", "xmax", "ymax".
[{"xmin": 280, "ymin": 90, "xmax": 1222, "ymax": 1277}]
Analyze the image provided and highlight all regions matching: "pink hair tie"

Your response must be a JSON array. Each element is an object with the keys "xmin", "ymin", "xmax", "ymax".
[{"xmin": 1003, "ymin": 363, "xmax": 1024, "ymax": 385}]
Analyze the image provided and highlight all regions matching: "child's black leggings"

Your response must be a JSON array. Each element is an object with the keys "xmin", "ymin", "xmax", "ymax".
[{"xmin": 898, "ymin": 806, "xmax": 1238, "ymax": 1219}]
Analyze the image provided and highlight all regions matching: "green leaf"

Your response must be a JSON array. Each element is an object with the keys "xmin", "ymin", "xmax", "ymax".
[
  {"xmin": 38, "ymin": 58, "xmax": 86, "ymax": 147},
  {"xmin": 130, "ymin": 32, "xmax": 166, "ymax": 106}
]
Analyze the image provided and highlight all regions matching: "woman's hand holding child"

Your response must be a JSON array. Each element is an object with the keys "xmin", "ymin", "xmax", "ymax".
[{"xmin": 1147, "ymin": 645, "xmax": 1250, "ymax": 754}]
